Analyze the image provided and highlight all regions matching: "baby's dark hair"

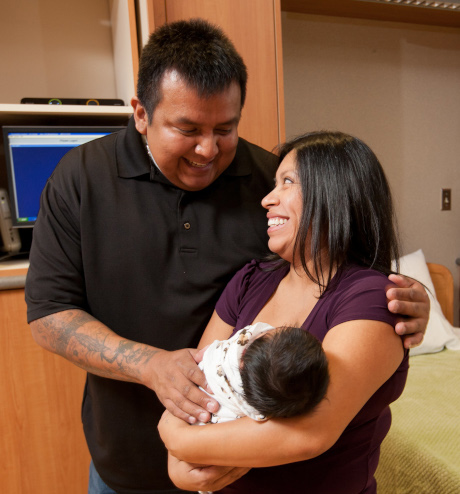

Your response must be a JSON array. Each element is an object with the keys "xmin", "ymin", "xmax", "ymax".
[{"xmin": 240, "ymin": 327, "xmax": 329, "ymax": 418}]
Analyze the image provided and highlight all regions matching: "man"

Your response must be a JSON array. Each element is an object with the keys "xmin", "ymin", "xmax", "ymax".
[{"xmin": 26, "ymin": 19, "xmax": 429, "ymax": 494}]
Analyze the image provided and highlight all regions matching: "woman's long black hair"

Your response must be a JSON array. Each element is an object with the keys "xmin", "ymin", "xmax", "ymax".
[{"xmin": 267, "ymin": 131, "xmax": 400, "ymax": 293}]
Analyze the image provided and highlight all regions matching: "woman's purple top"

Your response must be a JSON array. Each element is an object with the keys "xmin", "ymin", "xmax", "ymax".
[{"xmin": 214, "ymin": 260, "xmax": 409, "ymax": 494}]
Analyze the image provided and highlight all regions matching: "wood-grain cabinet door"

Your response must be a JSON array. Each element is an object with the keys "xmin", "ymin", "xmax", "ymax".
[{"xmin": 0, "ymin": 280, "xmax": 89, "ymax": 494}]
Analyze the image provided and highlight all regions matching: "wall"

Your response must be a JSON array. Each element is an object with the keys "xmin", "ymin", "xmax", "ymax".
[
  {"xmin": 0, "ymin": 0, "xmax": 118, "ymax": 103},
  {"xmin": 282, "ymin": 12, "xmax": 460, "ymax": 325}
]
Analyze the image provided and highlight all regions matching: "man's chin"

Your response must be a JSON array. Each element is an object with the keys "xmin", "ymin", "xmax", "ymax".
[{"xmin": 175, "ymin": 175, "xmax": 217, "ymax": 192}]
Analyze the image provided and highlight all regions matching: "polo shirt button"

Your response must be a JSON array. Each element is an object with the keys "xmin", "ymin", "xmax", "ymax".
[{"xmin": 184, "ymin": 222, "xmax": 191, "ymax": 230}]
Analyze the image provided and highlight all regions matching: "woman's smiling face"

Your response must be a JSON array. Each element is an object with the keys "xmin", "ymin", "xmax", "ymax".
[{"xmin": 261, "ymin": 151, "xmax": 303, "ymax": 262}]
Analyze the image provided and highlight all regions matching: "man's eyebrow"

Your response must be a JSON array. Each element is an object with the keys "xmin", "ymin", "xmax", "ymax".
[
  {"xmin": 175, "ymin": 117, "xmax": 240, "ymax": 126},
  {"xmin": 174, "ymin": 117, "xmax": 197, "ymax": 125}
]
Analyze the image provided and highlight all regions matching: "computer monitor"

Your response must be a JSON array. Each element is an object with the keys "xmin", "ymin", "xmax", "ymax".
[{"xmin": 2, "ymin": 125, "xmax": 126, "ymax": 227}]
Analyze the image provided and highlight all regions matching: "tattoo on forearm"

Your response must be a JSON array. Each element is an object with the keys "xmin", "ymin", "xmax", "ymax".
[{"xmin": 36, "ymin": 310, "xmax": 158, "ymax": 380}]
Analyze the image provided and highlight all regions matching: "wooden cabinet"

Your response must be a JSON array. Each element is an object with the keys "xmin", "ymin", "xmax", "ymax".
[{"xmin": 0, "ymin": 267, "xmax": 90, "ymax": 494}]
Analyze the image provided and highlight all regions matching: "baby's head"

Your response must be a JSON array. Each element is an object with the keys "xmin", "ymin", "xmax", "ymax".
[{"xmin": 240, "ymin": 326, "xmax": 329, "ymax": 419}]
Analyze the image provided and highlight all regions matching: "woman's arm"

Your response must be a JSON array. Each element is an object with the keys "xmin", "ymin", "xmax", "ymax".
[
  {"xmin": 165, "ymin": 311, "xmax": 243, "ymax": 491},
  {"xmin": 197, "ymin": 310, "xmax": 234, "ymax": 349},
  {"xmin": 159, "ymin": 318, "xmax": 404, "ymax": 467}
]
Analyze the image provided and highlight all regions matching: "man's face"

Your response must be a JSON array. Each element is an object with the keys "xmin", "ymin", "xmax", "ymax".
[{"xmin": 132, "ymin": 71, "xmax": 241, "ymax": 191}]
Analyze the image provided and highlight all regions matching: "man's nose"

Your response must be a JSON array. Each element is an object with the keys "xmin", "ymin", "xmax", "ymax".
[{"xmin": 195, "ymin": 135, "xmax": 218, "ymax": 160}]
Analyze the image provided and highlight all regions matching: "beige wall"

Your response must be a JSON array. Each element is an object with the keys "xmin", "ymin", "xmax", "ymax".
[
  {"xmin": 0, "ymin": 0, "xmax": 117, "ymax": 103},
  {"xmin": 282, "ymin": 12, "xmax": 460, "ymax": 325}
]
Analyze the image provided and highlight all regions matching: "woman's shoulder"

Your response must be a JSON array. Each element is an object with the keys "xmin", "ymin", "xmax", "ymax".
[
  {"xmin": 333, "ymin": 265, "xmax": 391, "ymax": 294},
  {"xmin": 215, "ymin": 259, "xmax": 285, "ymax": 327},
  {"xmin": 221, "ymin": 258, "xmax": 286, "ymax": 300},
  {"xmin": 229, "ymin": 259, "xmax": 284, "ymax": 290},
  {"xmin": 323, "ymin": 264, "xmax": 396, "ymax": 328}
]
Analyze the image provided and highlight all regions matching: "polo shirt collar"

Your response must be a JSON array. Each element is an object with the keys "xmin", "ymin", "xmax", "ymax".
[
  {"xmin": 116, "ymin": 117, "xmax": 252, "ymax": 182},
  {"xmin": 116, "ymin": 117, "xmax": 151, "ymax": 179}
]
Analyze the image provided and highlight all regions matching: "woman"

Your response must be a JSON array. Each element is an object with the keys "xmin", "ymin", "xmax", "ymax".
[{"xmin": 159, "ymin": 131, "xmax": 408, "ymax": 493}]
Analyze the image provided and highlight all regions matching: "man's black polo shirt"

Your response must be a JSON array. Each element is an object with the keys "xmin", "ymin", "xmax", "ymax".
[{"xmin": 25, "ymin": 117, "xmax": 278, "ymax": 493}]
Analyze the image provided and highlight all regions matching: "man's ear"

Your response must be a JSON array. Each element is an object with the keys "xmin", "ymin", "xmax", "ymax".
[{"xmin": 131, "ymin": 96, "xmax": 148, "ymax": 135}]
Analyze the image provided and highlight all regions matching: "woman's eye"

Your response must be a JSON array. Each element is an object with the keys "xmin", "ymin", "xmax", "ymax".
[{"xmin": 283, "ymin": 177, "xmax": 294, "ymax": 184}]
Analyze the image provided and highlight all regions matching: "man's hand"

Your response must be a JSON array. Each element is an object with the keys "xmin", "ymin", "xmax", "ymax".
[
  {"xmin": 387, "ymin": 274, "xmax": 430, "ymax": 349},
  {"xmin": 167, "ymin": 453, "xmax": 250, "ymax": 492},
  {"xmin": 147, "ymin": 348, "xmax": 219, "ymax": 424}
]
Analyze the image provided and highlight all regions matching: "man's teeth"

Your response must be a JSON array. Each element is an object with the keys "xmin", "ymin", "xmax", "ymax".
[
  {"xmin": 268, "ymin": 217, "xmax": 287, "ymax": 226},
  {"xmin": 187, "ymin": 159, "xmax": 209, "ymax": 168}
]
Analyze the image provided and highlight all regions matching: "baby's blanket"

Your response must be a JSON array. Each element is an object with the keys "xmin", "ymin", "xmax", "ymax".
[{"xmin": 199, "ymin": 322, "xmax": 274, "ymax": 423}]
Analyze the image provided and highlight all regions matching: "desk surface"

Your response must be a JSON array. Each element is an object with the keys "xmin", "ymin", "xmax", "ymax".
[{"xmin": 0, "ymin": 259, "xmax": 29, "ymax": 274}]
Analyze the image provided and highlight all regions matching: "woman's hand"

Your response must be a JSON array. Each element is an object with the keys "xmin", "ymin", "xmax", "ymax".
[
  {"xmin": 160, "ymin": 411, "xmax": 250, "ymax": 490},
  {"xmin": 386, "ymin": 274, "xmax": 430, "ymax": 349},
  {"xmin": 168, "ymin": 453, "xmax": 250, "ymax": 492},
  {"xmin": 158, "ymin": 409, "xmax": 191, "ymax": 450}
]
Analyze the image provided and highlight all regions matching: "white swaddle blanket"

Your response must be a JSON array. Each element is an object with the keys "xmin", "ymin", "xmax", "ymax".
[
  {"xmin": 196, "ymin": 323, "xmax": 275, "ymax": 494},
  {"xmin": 199, "ymin": 322, "xmax": 275, "ymax": 424}
]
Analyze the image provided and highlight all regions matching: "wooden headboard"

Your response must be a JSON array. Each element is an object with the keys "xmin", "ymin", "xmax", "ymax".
[{"xmin": 427, "ymin": 262, "xmax": 454, "ymax": 325}]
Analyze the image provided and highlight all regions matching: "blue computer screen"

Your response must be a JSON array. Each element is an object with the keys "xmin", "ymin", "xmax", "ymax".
[{"xmin": 2, "ymin": 126, "xmax": 125, "ymax": 227}]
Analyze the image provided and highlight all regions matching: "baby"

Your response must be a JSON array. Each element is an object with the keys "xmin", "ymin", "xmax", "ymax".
[
  {"xmin": 195, "ymin": 323, "xmax": 329, "ymax": 494},
  {"xmin": 198, "ymin": 322, "xmax": 330, "ymax": 423}
]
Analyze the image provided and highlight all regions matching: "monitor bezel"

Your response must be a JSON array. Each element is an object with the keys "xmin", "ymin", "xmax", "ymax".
[{"xmin": 2, "ymin": 125, "xmax": 126, "ymax": 228}]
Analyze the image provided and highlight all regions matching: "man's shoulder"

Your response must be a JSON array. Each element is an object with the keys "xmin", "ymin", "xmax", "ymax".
[
  {"xmin": 237, "ymin": 137, "xmax": 276, "ymax": 155},
  {"xmin": 236, "ymin": 137, "xmax": 278, "ymax": 171},
  {"xmin": 55, "ymin": 130, "xmax": 119, "ymax": 168},
  {"xmin": 50, "ymin": 127, "xmax": 132, "ymax": 187}
]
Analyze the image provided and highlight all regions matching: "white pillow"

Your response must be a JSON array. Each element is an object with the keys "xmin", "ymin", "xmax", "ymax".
[{"xmin": 393, "ymin": 249, "xmax": 460, "ymax": 356}]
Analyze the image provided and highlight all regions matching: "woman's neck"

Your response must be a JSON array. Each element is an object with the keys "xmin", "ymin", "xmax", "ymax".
[
  {"xmin": 253, "ymin": 259, "xmax": 335, "ymax": 329},
  {"xmin": 288, "ymin": 254, "xmax": 337, "ymax": 293}
]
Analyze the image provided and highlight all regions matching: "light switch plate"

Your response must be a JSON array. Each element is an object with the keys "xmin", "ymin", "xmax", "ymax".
[{"xmin": 441, "ymin": 188, "xmax": 451, "ymax": 211}]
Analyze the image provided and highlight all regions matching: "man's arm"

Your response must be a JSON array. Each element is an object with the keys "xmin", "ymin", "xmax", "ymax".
[
  {"xmin": 30, "ymin": 309, "xmax": 219, "ymax": 424},
  {"xmin": 386, "ymin": 274, "xmax": 430, "ymax": 349}
]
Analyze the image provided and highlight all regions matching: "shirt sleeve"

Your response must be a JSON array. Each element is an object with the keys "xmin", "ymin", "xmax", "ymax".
[
  {"xmin": 25, "ymin": 151, "xmax": 87, "ymax": 323},
  {"xmin": 215, "ymin": 259, "xmax": 258, "ymax": 327},
  {"xmin": 327, "ymin": 270, "xmax": 398, "ymax": 330}
]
